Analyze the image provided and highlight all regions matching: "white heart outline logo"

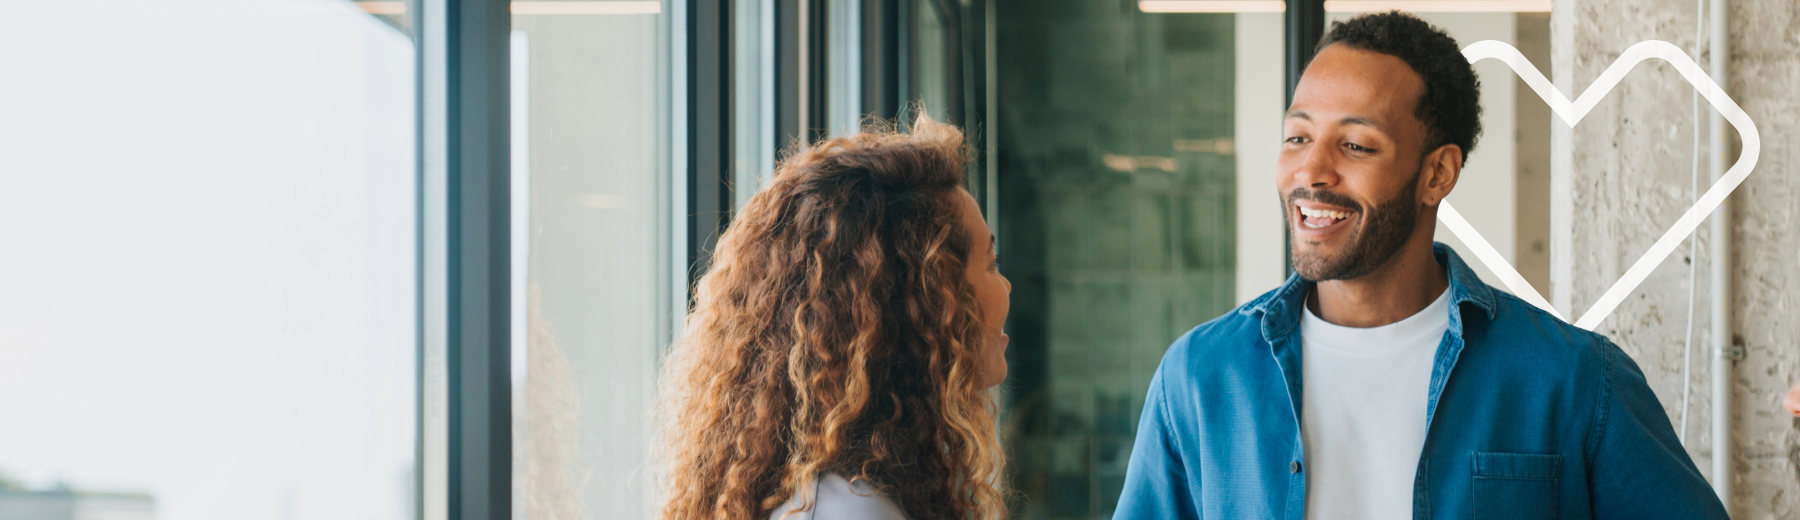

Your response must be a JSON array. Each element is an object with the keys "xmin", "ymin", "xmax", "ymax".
[{"xmin": 1437, "ymin": 40, "xmax": 1760, "ymax": 330}]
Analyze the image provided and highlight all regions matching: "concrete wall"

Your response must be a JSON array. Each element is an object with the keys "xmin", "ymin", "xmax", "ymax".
[
  {"xmin": 1516, "ymin": 13, "xmax": 1555, "ymax": 293},
  {"xmin": 1553, "ymin": 0, "xmax": 1800, "ymax": 517}
]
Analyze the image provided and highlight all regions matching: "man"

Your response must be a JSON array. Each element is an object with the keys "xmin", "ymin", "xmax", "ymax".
[{"xmin": 1113, "ymin": 12, "xmax": 1727, "ymax": 520}]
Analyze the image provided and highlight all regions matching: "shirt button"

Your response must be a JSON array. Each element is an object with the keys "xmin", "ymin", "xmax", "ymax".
[{"xmin": 1291, "ymin": 461, "xmax": 1302, "ymax": 473}]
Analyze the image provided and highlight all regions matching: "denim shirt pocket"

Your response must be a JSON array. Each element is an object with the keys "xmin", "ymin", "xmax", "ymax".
[{"xmin": 1471, "ymin": 452, "xmax": 1561, "ymax": 520}]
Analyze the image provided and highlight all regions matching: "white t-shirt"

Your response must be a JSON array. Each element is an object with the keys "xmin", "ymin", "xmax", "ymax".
[{"xmin": 1299, "ymin": 288, "xmax": 1450, "ymax": 520}]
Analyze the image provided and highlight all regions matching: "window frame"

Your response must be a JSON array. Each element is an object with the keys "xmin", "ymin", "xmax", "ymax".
[{"xmin": 416, "ymin": 1, "xmax": 514, "ymax": 519}]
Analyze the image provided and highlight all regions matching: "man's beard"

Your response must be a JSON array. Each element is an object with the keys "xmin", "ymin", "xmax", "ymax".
[{"xmin": 1286, "ymin": 171, "xmax": 1421, "ymax": 282}]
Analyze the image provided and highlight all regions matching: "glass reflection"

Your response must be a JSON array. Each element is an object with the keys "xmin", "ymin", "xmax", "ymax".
[
  {"xmin": 995, "ymin": 6, "xmax": 1239, "ymax": 518},
  {"xmin": 509, "ymin": 3, "xmax": 673, "ymax": 519}
]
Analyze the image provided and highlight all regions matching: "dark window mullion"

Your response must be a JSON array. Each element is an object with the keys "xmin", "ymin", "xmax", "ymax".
[
  {"xmin": 689, "ymin": 0, "xmax": 733, "ymax": 293},
  {"xmin": 775, "ymin": 0, "xmax": 828, "ymax": 148},
  {"xmin": 440, "ymin": 0, "xmax": 512, "ymax": 519},
  {"xmin": 861, "ymin": 0, "xmax": 901, "ymax": 122}
]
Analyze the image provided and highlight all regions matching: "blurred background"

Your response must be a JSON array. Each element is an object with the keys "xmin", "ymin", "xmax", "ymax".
[
  {"xmin": 0, "ymin": 2, "xmax": 417, "ymax": 519},
  {"xmin": 2, "ymin": 0, "xmax": 1797, "ymax": 519}
]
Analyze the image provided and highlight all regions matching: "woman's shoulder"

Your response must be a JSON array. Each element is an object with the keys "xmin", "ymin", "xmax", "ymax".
[{"xmin": 767, "ymin": 473, "xmax": 909, "ymax": 520}]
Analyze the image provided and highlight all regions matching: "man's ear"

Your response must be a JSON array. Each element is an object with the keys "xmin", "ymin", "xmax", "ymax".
[{"xmin": 1419, "ymin": 144, "xmax": 1463, "ymax": 206}]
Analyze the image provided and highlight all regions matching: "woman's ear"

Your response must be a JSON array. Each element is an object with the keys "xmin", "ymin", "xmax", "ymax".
[{"xmin": 1419, "ymin": 144, "xmax": 1463, "ymax": 206}]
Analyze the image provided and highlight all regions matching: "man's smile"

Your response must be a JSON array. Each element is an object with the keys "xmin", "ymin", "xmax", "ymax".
[{"xmin": 1293, "ymin": 200, "xmax": 1358, "ymax": 237}]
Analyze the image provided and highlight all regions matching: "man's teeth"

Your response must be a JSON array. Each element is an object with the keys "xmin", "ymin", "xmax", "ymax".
[
  {"xmin": 1299, "ymin": 206, "xmax": 1350, "ymax": 229},
  {"xmin": 1298, "ymin": 206, "xmax": 1350, "ymax": 220}
]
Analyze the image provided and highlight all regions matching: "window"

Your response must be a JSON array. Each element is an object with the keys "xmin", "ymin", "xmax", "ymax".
[
  {"xmin": 992, "ymin": 6, "xmax": 1264, "ymax": 516},
  {"xmin": 508, "ymin": 2, "xmax": 677, "ymax": 518},
  {"xmin": 0, "ymin": 1, "xmax": 417, "ymax": 519}
]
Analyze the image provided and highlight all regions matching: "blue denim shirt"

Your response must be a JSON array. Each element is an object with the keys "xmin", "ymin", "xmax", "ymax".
[{"xmin": 1114, "ymin": 243, "xmax": 1726, "ymax": 520}]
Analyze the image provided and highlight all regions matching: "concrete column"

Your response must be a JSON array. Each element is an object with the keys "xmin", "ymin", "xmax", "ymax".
[{"xmin": 1554, "ymin": 0, "xmax": 1800, "ymax": 516}]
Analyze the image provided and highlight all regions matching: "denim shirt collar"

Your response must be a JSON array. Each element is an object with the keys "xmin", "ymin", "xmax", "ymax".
[
  {"xmin": 1239, "ymin": 242, "xmax": 1497, "ymax": 343},
  {"xmin": 1238, "ymin": 242, "xmax": 1500, "ymax": 491}
]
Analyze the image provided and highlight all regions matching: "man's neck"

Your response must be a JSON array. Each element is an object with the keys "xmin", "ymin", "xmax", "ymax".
[{"xmin": 1305, "ymin": 238, "xmax": 1450, "ymax": 328}]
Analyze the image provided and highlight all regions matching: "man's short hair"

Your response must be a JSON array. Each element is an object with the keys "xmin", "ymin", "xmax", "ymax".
[{"xmin": 1315, "ymin": 11, "xmax": 1481, "ymax": 165}]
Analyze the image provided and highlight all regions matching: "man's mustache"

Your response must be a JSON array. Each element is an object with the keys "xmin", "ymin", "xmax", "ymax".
[{"xmin": 1284, "ymin": 188, "xmax": 1364, "ymax": 213}]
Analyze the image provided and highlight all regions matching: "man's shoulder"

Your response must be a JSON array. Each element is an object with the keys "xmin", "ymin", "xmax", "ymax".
[
  {"xmin": 1478, "ymin": 289, "xmax": 1625, "ymax": 375},
  {"xmin": 1159, "ymin": 297, "xmax": 1275, "ymax": 374}
]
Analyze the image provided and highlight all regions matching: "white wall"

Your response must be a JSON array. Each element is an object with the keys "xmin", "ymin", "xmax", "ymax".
[
  {"xmin": 1235, "ymin": 12, "xmax": 1290, "ymax": 304},
  {"xmin": 1412, "ymin": 12, "xmax": 1520, "ymax": 294}
]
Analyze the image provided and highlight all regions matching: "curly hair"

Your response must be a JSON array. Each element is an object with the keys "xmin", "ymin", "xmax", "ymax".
[
  {"xmin": 656, "ymin": 115, "xmax": 1006, "ymax": 520},
  {"xmin": 1316, "ymin": 11, "xmax": 1482, "ymax": 165}
]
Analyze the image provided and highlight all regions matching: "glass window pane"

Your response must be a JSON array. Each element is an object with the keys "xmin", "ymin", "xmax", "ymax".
[
  {"xmin": 510, "ymin": 2, "xmax": 674, "ymax": 519},
  {"xmin": 912, "ymin": 0, "xmax": 951, "ymax": 122},
  {"xmin": 734, "ymin": 0, "xmax": 777, "ymax": 207},
  {"xmin": 0, "ymin": 1, "xmax": 417, "ymax": 519},
  {"xmin": 994, "ymin": 5, "xmax": 1262, "ymax": 517}
]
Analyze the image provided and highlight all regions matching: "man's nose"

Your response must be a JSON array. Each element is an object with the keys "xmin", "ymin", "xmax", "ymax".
[{"xmin": 1292, "ymin": 143, "xmax": 1340, "ymax": 189}]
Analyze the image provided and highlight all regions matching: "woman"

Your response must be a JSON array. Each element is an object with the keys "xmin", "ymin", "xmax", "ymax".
[{"xmin": 656, "ymin": 115, "xmax": 1011, "ymax": 520}]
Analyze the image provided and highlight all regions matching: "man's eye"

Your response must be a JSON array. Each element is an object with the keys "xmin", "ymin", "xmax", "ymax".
[
  {"xmin": 1285, "ymin": 136, "xmax": 1309, "ymax": 145},
  {"xmin": 1345, "ymin": 142, "xmax": 1374, "ymax": 153}
]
